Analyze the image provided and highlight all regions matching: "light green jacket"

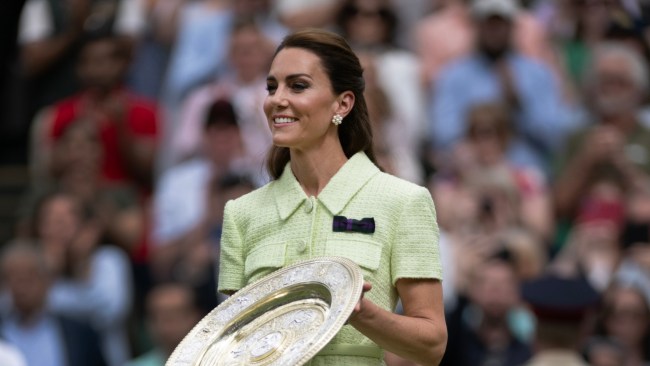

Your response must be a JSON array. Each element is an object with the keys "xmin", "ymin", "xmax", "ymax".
[{"xmin": 218, "ymin": 152, "xmax": 442, "ymax": 365}]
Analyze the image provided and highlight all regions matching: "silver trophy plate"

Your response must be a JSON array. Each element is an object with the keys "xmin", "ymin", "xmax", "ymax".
[{"xmin": 166, "ymin": 256, "xmax": 364, "ymax": 366}]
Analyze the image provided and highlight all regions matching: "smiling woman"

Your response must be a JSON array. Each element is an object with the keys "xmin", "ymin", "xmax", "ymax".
[
  {"xmin": 264, "ymin": 48, "xmax": 348, "ymax": 156},
  {"xmin": 263, "ymin": 30, "xmax": 375, "ymax": 183},
  {"xmin": 217, "ymin": 29, "xmax": 447, "ymax": 366}
]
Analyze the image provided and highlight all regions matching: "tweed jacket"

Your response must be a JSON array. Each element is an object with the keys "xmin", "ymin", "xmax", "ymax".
[{"xmin": 218, "ymin": 152, "xmax": 442, "ymax": 365}]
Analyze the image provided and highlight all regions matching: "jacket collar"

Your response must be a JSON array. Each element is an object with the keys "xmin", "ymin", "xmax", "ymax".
[{"xmin": 273, "ymin": 152, "xmax": 380, "ymax": 220}]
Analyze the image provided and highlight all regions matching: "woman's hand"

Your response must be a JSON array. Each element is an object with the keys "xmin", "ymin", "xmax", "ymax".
[
  {"xmin": 348, "ymin": 282, "xmax": 373, "ymax": 323},
  {"xmin": 347, "ymin": 279, "xmax": 447, "ymax": 366}
]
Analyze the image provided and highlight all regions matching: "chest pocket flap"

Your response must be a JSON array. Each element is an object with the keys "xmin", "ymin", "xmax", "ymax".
[
  {"xmin": 324, "ymin": 238, "xmax": 382, "ymax": 271},
  {"xmin": 244, "ymin": 242, "xmax": 287, "ymax": 278}
]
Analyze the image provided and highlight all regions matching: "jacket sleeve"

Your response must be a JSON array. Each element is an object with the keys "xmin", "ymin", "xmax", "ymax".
[
  {"xmin": 390, "ymin": 186, "xmax": 443, "ymax": 284},
  {"xmin": 217, "ymin": 200, "xmax": 246, "ymax": 294}
]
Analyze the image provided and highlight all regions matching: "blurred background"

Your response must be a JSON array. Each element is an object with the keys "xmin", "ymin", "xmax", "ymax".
[{"xmin": 0, "ymin": 0, "xmax": 649, "ymax": 365}]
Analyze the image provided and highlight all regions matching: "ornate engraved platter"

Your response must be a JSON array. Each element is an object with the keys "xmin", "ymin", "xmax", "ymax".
[{"xmin": 166, "ymin": 256, "xmax": 364, "ymax": 366}]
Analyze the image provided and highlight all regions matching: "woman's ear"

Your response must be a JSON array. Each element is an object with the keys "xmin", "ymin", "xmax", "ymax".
[{"xmin": 335, "ymin": 91, "xmax": 355, "ymax": 118}]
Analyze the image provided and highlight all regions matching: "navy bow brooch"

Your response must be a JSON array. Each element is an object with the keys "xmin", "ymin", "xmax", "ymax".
[{"xmin": 333, "ymin": 216, "xmax": 375, "ymax": 234}]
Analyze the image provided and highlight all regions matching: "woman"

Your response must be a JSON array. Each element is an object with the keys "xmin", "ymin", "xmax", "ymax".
[
  {"xmin": 458, "ymin": 103, "xmax": 553, "ymax": 241},
  {"xmin": 29, "ymin": 190, "xmax": 133, "ymax": 366},
  {"xmin": 595, "ymin": 282, "xmax": 650, "ymax": 366},
  {"xmin": 217, "ymin": 29, "xmax": 447, "ymax": 365}
]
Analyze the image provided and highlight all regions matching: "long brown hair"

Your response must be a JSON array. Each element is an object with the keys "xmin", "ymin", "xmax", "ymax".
[{"xmin": 266, "ymin": 29, "xmax": 376, "ymax": 180}]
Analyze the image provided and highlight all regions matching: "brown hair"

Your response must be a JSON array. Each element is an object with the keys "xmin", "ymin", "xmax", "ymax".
[
  {"xmin": 466, "ymin": 102, "xmax": 513, "ymax": 147},
  {"xmin": 266, "ymin": 29, "xmax": 376, "ymax": 180}
]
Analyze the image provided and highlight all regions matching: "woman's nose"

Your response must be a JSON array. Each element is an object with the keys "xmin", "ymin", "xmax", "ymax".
[{"xmin": 268, "ymin": 86, "xmax": 289, "ymax": 107}]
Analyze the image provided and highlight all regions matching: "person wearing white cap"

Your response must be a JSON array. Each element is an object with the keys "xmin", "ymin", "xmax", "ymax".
[
  {"xmin": 428, "ymin": 0, "xmax": 581, "ymax": 176},
  {"xmin": 413, "ymin": 0, "xmax": 562, "ymax": 87}
]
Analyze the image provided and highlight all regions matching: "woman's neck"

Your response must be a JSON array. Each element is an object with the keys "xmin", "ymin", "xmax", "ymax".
[{"xmin": 290, "ymin": 144, "xmax": 348, "ymax": 197}]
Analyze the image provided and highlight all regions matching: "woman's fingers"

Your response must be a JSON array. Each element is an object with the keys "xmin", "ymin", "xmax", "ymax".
[{"xmin": 350, "ymin": 282, "xmax": 373, "ymax": 320}]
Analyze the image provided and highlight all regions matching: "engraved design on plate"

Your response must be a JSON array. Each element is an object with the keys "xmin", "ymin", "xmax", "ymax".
[
  {"xmin": 324, "ymin": 266, "xmax": 349, "ymax": 288},
  {"xmin": 165, "ymin": 257, "xmax": 363, "ymax": 366},
  {"xmin": 283, "ymin": 266, "xmax": 314, "ymax": 286},
  {"xmin": 249, "ymin": 331, "xmax": 284, "ymax": 361}
]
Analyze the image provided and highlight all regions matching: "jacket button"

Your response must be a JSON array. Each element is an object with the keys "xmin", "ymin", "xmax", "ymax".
[
  {"xmin": 298, "ymin": 240, "xmax": 308, "ymax": 253},
  {"xmin": 305, "ymin": 199, "xmax": 314, "ymax": 213}
]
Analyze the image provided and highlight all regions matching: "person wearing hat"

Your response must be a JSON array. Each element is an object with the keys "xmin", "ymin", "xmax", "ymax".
[
  {"xmin": 521, "ymin": 274, "xmax": 601, "ymax": 366},
  {"xmin": 428, "ymin": 0, "xmax": 579, "ymax": 176},
  {"xmin": 152, "ymin": 98, "xmax": 253, "ymax": 282},
  {"xmin": 413, "ymin": 0, "xmax": 560, "ymax": 87}
]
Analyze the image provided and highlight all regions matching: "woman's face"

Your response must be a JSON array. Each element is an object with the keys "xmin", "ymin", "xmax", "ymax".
[
  {"xmin": 467, "ymin": 117, "xmax": 507, "ymax": 165},
  {"xmin": 37, "ymin": 195, "xmax": 81, "ymax": 247},
  {"xmin": 592, "ymin": 54, "xmax": 642, "ymax": 118},
  {"xmin": 263, "ymin": 48, "xmax": 342, "ymax": 151},
  {"xmin": 604, "ymin": 287, "xmax": 650, "ymax": 348},
  {"xmin": 344, "ymin": 0, "xmax": 390, "ymax": 46},
  {"xmin": 229, "ymin": 27, "xmax": 272, "ymax": 83}
]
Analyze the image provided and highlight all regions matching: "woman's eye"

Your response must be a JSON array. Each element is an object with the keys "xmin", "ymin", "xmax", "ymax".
[
  {"xmin": 291, "ymin": 82, "xmax": 308, "ymax": 91},
  {"xmin": 266, "ymin": 84, "xmax": 277, "ymax": 94}
]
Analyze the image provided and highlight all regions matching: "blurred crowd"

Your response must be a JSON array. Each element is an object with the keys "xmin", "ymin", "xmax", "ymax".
[{"xmin": 0, "ymin": 0, "xmax": 649, "ymax": 365}]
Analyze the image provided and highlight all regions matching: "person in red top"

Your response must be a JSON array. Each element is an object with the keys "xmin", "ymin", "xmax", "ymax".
[
  {"xmin": 32, "ymin": 31, "xmax": 158, "ymax": 195},
  {"xmin": 29, "ymin": 31, "xmax": 159, "ymax": 268}
]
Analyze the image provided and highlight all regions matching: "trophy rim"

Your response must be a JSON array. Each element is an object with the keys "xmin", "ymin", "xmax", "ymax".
[{"xmin": 165, "ymin": 256, "xmax": 364, "ymax": 366}]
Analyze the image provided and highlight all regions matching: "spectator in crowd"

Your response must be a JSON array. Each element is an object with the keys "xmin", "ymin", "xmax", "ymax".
[
  {"xmin": 160, "ymin": 0, "xmax": 233, "ymax": 104},
  {"xmin": 413, "ymin": 0, "xmax": 562, "ymax": 88},
  {"xmin": 157, "ymin": 0, "xmax": 234, "ymax": 172},
  {"xmin": 30, "ymin": 31, "xmax": 158, "ymax": 195},
  {"xmin": 152, "ymin": 99, "xmax": 254, "ymax": 311},
  {"xmin": 125, "ymin": 283, "xmax": 202, "ymax": 366},
  {"xmin": 25, "ymin": 31, "xmax": 158, "ymax": 286},
  {"xmin": 500, "ymin": 228, "xmax": 548, "ymax": 282},
  {"xmin": 543, "ymin": 0, "xmax": 634, "ymax": 88},
  {"xmin": 428, "ymin": 0, "xmax": 579, "ymax": 174},
  {"xmin": 232, "ymin": 0, "xmax": 288, "ymax": 44},
  {"xmin": 616, "ymin": 186, "xmax": 650, "ymax": 284},
  {"xmin": 440, "ymin": 102, "xmax": 554, "ymax": 240},
  {"xmin": 521, "ymin": 274, "xmax": 601, "ymax": 366},
  {"xmin": 195, "ymin": 172, "xmax": 255, "ymax": 311},
  {"xmin": 429, "ymin": 103, "xmax": 552, "ymax": 311},
  {"xmin": 552, "ymin": 214, "xmax": 624, "ymax": 292},
  {"xmin": 153, "ymin": 99, "xmax": 245, "ymax": 264},
  {"xmin": 273, "ymin": 0, "xmax": 342, "ymax": 30},
  {"xmin": 46, "ymin": 119, "xmax": 103, "ymax": 201},
  {"xmin": 553, "ymin": 43, "xmax": 650, "ymax": 229},
  {"xmin": 164, "ymin": 0, "xmax": 287, "ymax": 102},
  {"xmin": 442, "ymin": 257, "xmax": 532, "ymax": 366},
  {"xmin": 127, "ymin": 0, "xmax": 187, "ymax": 99},
  {"xmin": 594, "ymin": 282, "xmax": 650, "ymax": 366},
  {"xmin": 0, "ymin": 243, "xmax": 106, "ymax": 366},
  {"xmin": 338, "ymin": 0, "xmax": 426, "ymax": 183},
  {"xmin": 40, "ymin": 119, "xmax": 145, "ymax": 253},
  {"xmin": 133, "ymin": 0, "xmax": 284, "ymax": 103},
  {"xmin": 429, "ymin": 180, "xmax": 523, "ymax": 308},
  {"xmin": 174, "ymin": 20, "xmax": 274, "ymax": 178},
  {"xmin": 27, "ymin": 191, "xmax": 133, "ymax": 366},
  {"xmin": 17, "ymin": 0, "xmax": 146, "ymax": 122},
  {"xmin": 413, "ymin": 0, "xmax": 474, "ymax": 85},
  {"xmin": 357, "ymin": 51, "xmax": 423, "ymax": 182},
  {"xmin": 582, "ymin": 336, "xmax": 628, "ymax": 366}
]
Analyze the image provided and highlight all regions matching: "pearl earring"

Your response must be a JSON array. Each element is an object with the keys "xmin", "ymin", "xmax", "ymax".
[{"xmin": 332, "ymin": 114, "xmax": 343, "ymax": 126}]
